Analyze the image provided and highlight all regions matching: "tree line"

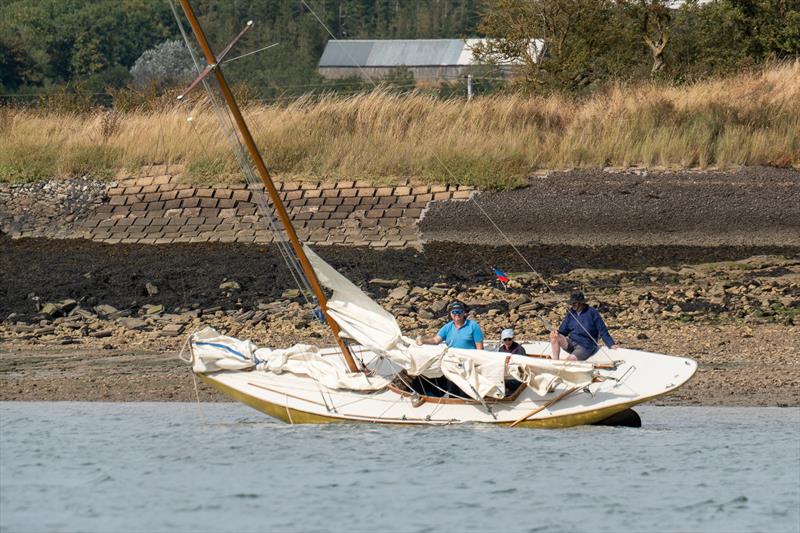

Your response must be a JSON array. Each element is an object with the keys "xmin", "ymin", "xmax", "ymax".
[
  {"xmin": 476, "ymin": 0, "xmax": 800, "ymax": 93},
  {"xmin": 1, "ymin": 0, "xmax": 797, "ymax": 104}
]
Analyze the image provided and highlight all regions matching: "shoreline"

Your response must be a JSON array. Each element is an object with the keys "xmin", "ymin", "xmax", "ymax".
[{"xmin": 1, "ymin": 321, "xmax": 797, "ymax": 406}]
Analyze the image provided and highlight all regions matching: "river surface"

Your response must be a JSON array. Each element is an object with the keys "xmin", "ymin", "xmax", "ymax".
[{"xmin": 1, "ymin": 403, "xmax": 798, "ymax": 533}]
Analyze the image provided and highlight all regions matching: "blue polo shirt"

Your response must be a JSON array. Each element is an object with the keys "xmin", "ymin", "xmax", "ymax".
[
  {"xmin": 557, "ymin": 306, "xmax": 615, "ymax": 351},
  {"xmin": 437, "ymin": 319, "xmax": 484, "ymax": 349}
]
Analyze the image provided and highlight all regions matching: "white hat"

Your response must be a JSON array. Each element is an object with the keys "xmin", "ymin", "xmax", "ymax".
[{"xmin": 501, "ymin": 328, "xmax": 514, "ymax": 340}]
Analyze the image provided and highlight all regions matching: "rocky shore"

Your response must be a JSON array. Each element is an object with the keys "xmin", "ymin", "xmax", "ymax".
[{"xmin": 2, "ymin": 237, "xmax": 798, "ymax": 406}]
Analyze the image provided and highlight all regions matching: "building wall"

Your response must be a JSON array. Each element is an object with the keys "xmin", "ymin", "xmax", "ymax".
[{"xmin": 320, "ymin": 65, "xmax": 516, "ymax": 82}]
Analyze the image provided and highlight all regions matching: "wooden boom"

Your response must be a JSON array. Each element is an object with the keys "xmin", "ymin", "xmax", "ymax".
[{"xmin": 178, "ymin": 0, "xmax": 359, "ymax": 373}]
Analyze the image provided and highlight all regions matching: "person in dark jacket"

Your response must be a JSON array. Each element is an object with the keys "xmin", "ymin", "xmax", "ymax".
[
  {"xmin": 498, "ymin": 328, "xmax": 526, "ymax": 355},
  {"xmin": 549, "ymin": 291, "xmax": 617, "ymax": 361}
]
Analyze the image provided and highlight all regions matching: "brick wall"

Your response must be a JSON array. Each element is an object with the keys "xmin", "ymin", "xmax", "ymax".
[{"xmin": 1, "ymin": 166, "xmax": 474, "ymax": 249}]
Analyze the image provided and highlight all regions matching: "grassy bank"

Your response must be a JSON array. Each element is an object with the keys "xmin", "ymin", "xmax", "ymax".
[{"xmin": 1, "ymin": 63, "xmax": 798, "ymax": 188}]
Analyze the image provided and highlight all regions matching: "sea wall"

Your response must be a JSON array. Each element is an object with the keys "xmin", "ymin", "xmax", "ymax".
[
  {"xmin": 2, "ymin": 166, "xmax": 799, "ymax": 248},
  {"xmin": 0, "ymin": 165, "xmax": 474, "ymax": 249}
]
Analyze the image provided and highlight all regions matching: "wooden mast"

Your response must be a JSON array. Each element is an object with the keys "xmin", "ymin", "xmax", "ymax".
[{"xmin": 177, "ymin": 0, "xmax": 359, "ymax": 373}]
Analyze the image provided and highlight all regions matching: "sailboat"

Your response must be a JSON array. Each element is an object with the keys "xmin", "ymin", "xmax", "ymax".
[{"xmin": 174, "ymin": 0, "xmax": 696, "ymax": 427}]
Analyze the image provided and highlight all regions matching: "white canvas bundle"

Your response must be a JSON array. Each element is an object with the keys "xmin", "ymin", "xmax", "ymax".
[
  {"xmin": 440, "ymin": 349, "xmax": 507, "ymax": 399},
  {"xmin": 189, "ymin": 327, "xmax": 389, "ymax": 391},
  {"xmin": 507, "ymin": 357, "xmax": 595, "ymax": 396},
  {"xmin": 189, "ymin": 326, "xmax": 259, "ymax": 373},
  {"xmin": 254, "ymin": 344, "xmax": 390, "ymax": 391},
  {"xmin": 384, "ymin": 339, "xmax": 448, "ymax": 378}
]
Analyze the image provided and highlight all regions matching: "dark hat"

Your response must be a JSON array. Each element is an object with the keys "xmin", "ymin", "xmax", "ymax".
[
  {"xmin": 447, "ymin": 300, "xmax": 466, "ymax": 313},
  {"xmin": 568, "ymin": 291, "xmax": 586, "ymax": 304}
]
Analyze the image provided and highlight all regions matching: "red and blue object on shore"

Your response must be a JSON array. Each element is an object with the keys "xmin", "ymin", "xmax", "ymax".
[{"xmin": 493, "ymin": 267, "xmax": 510, "ymax": 285}]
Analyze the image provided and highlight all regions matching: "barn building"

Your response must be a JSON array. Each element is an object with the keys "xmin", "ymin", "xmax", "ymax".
[{"xmin": 318, "ymin": 38, "xmax": 542, "ymax": 82}]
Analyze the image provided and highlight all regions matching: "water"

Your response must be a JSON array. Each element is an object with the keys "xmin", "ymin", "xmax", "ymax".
[{"xmin": 1, "ymin": 403, "xmax": 798, "ymax": 533}]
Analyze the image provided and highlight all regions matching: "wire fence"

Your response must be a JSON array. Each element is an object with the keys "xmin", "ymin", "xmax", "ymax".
[{"xmin": 0, "ymin": 73, "xmax": 511, "ymax": 110}]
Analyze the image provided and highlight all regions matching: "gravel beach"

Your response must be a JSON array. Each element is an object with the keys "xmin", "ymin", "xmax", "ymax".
[{"xmin": 2, "ymin": 238, "xmax": 797, "ymax": 406}]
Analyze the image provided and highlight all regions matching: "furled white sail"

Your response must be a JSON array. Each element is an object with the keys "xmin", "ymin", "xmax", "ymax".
[
  {"xmin": 188, "ymin": 327, "xmax": 390, "ymax": 391},
  {"xmin": 187, "ymin": 326, "xmax": 261, "ymax": 372},
  {"xmin": 438, "ymin": 348, "xmax": 594, "ymax": 399},
  {"xmin": 304, "ymin": 245, "xmax": 404, "ymax": 352}
]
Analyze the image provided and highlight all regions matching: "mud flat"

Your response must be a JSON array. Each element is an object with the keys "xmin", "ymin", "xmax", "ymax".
[{"xmin": 422, "ymin": 167, "xmax": 800, "ymax": 247}]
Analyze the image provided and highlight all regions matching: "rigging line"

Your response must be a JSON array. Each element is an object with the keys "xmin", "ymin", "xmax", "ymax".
[
  {"xmin": 419, "ymin": 375, "xmax": 471, "ymax": 401},
  {"xmin": 189, "ymin": 369, "xmax": 208, "ymax": 424},
  {"xmin": 461, "ymin": 191, "xmax": 610, "ymax": 362},
  {"xmin": 169, "ymin": 0, "xmax": 315, "ymax": 305},
  {"xmin": 219, "ymin": 113, "xmax": 316, "ymax": 305},
  {"xmin": 300, "ymin": 0, "xmax": 390, "ymax": 87},
  {"xmin": 248, "ymin": 176, "xmax": 315, "ymax": 305},
  {"xmin": 371, "ymin": 389, "xmax": 407, "ymax": 421},
  {"xmin": 223, "ymin": 42, "xmax": 280, "ymax": 64},
  {"xmin": 209, "ymin": 103, "xmax": 311, "ymax": 299},
  {"xmin": 428, "ymin": 397, "xmax": 447, "ymax": 419}
]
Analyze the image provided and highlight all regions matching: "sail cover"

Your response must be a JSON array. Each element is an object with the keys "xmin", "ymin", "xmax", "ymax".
[{"xmin": 304, "ymin": 245, "xmax": 404, "ymax": 353}]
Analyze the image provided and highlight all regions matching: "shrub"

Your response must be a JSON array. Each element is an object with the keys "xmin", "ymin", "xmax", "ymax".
[{"xmin": 130, "ymin": 40, "xmax": 196, "ymax": 92}]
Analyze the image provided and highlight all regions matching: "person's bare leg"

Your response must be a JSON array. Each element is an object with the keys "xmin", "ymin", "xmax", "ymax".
[
  {"xmin": 549, "ymin": 331, "xmax": 559, "ymax": 359},
  {"xmin": 550, "ymin": 332, "xmax": 568, "ymax": 360}
]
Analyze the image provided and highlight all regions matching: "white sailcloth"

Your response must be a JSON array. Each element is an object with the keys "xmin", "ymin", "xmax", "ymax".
[
  {"xmin": 303, "ymin": 245, "xmax": 595, "ymax": 400},
  {"xmin": 304, "ymin": 245, "xmax": 403, "ymax": 353},
  {"xmin": 189, "ymin": 326, "xmax": 390, "ymax": 391}
]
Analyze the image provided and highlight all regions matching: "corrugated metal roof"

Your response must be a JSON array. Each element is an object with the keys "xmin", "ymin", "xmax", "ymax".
[{"xmin": 320, "ymin": 39, "xmax": 478, "ymax": 67}]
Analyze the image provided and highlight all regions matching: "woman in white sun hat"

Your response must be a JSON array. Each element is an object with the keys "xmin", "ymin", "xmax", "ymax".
[{"xmin": 498, "ymin": 328, "xmax": 526, "ymax": 355}]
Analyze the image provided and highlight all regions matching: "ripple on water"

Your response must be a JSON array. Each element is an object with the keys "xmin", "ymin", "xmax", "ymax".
[{"xmin": 0, "ymin": 403, "xmax": 798, "ymax": 533}]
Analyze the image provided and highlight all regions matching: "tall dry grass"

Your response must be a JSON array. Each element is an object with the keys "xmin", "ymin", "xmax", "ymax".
[{"xmin": 2, "ymin": 62, "xmax": 798, "ymax": 188}]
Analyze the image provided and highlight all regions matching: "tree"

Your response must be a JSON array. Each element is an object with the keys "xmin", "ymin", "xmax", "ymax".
[
  {"xmin": 635, "ymin": 1, "xmax": 673, "ymax": 74},
  {"xmin": 474, "ymin": 0, "xmax": 646, "ymax": 92},
  {"xmin": 0, "ymin": 36, "xmax": 36, "ymax": 91},
  {"xmin": 0, "ymin": 0, "xmax": 175, "ymax": 89}
]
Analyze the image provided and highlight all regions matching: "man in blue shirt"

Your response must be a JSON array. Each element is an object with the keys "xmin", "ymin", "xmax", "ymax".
[
  {"xmin": 550, "ymin": 291, "xmax": 617, "ymax": 361},
  {"xmin": 416, "ymin": 301, "xmax": 484, "ymax": 350}
]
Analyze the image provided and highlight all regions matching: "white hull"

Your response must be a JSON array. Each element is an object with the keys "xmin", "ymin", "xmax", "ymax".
[{"xmin": 197, "ymin": 342, "xmax": 697, "ymax": 427}]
